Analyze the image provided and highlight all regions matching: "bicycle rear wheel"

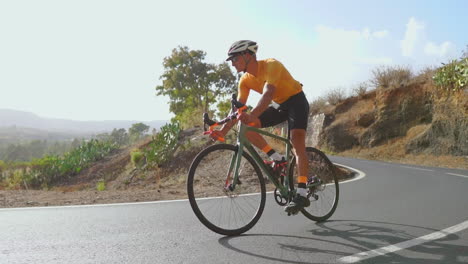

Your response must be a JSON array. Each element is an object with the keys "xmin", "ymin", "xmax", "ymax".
[
  {"xmin": 187, "ymin": 144, "xmax": 266, "ymax": 236},
  {"xmin": 289, "ymin": 147, "xmax": 339, "ymax": 222}
]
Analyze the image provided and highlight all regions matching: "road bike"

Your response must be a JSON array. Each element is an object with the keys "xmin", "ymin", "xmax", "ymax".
[{"xmin": 187, "ymin": 95, "xmax": 339, "ymax": 236}]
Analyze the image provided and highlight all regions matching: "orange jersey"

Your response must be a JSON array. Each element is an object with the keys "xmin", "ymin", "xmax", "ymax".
[{"xmin": 238, "ymin": 58, "xmax": 302, "ymax": 104}]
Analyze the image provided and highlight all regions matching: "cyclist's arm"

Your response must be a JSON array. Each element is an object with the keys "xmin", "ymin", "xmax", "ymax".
[
  {"xmin": 218, "ymin": 82, "xmax": 251, "ymax": 134},
  {"xmin": 251, "ymin": 83, "xmax": 275, "ymax": 118},
  {"xmin": 219, "ymin": 109, "xmax": 238, "ymax": 134}
]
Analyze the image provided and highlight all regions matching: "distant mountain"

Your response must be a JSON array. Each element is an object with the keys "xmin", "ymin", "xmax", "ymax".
[
  {"xmin": 0, "ymin": 126, "xmax": 88, "ymax": 145},
  {"xmin": 0, "ymin": 109, "xmax": 168, "ymax": 134}
]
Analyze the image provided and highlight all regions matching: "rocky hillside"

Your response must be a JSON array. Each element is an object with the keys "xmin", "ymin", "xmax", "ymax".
[{"xmin": 316, "ymin": 76, "xmax": 467, "ymax": 168}]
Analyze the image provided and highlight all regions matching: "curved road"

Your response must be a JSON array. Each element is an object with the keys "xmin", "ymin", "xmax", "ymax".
[{"xmin": 1, "ymin": 157, "xmax": 468, "ymax": 263}]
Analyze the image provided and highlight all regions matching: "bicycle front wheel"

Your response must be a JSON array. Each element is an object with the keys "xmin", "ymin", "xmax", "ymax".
[
  {"xmin": 289, "ymin": 147, "xmax": 339, "ymax": 222},
  {"xmin": 187, "ymin": 144, "xmax": 266, "ymax": 236}
]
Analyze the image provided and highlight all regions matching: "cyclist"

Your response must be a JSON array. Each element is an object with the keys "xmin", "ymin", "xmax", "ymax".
[{"xmin": 210, "ymin": 40, "xmax": 311, "ymax": 214}]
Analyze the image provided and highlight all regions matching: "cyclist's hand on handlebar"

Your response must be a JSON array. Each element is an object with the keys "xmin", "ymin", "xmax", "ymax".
[
  {"xmin": 238, "ymin": 112, "xmax": 259, "ymax": 127},
  {"xmin": 209, "ymin": 130, "xmax": 226, "ymax": 142}
]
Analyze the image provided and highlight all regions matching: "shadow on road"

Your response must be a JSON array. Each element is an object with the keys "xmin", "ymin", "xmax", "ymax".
[{"xmin": 218, "ymin": 219, "xmax": 468, "ymax": 264}]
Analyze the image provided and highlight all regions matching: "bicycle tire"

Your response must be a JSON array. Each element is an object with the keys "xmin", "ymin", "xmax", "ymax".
[
  {"xmin": 288, "ymin": 147, "xmax": 339, "ymax": 222},
  {"xmin": 187, "ymin": 144, "xmax": 266, "ymax": 236}
]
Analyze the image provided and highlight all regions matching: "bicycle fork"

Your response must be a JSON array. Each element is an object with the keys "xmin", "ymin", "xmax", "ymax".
[{"xmin": 224, "ymin": 145, "xmax": 242, "ymax": 192}]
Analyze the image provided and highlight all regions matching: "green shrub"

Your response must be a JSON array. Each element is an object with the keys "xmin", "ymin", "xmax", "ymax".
[
  {"xmin": 433, "ymin": 58, "xmax": 468, "ymax": 92},
  {"xmin": 12, "ymin": 139, "xmax": 118, "ymax": 188},
  {"xmin": 143, "ymin": 122, "xmax": 181, "ymax": 168},
  {"xmin": 96, "ymin": 179, "xmax": 106, "ymax": 191},
  {"xmin": 5, "ymin": 169, "xmax": 24, "ymax": 189},
  {"xmin": 130, "ymin": 150, "xmax": 145, "ymax": 168},
  {"xmin": 0, "ymin": 160, "xmax": 5, "ymax": 173},
  {"xmin": 371, "ymin": 65, "xmax": 413, "ymax": 89}
]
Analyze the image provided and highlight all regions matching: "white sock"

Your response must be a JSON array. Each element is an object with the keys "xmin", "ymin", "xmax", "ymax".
[
  {"xmin": 297, "ymin": 187, "xmax": 308, "ymax": 197},
  {"xmin": 270, "ymin": 152, "xmax": 284, "ymax": 161}
]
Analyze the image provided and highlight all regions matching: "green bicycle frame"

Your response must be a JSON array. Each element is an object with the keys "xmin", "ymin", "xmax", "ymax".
[{"xmin": 227, "ymin": 122, "xmax": 294, "ymax": 198}]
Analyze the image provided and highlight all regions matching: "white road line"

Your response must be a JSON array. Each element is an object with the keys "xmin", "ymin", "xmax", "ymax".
[
  {"xmin": 0, "ymin": 198, "xmax": 191, "ymax": 211},
  {"xmin": 446, "ymin": 172, "xmax": 468, "ymax": 178},
  {"xmin": 335, "ymin": 163, "xmax": 366, "ymax": 184},
  {"xmin": 400, "ymin": 165, "xmax": 434, "ymax": 172},
  {"xmin": 339, "ymin": 220, "xmax": 468, "ymax": 263},
  {"xmin": 0, "ymin": 163, "xmax": 365, "ymax": 211}
]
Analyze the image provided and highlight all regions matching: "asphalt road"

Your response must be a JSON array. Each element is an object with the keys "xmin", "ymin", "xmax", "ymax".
[{"xmin": 1, "ymin": 156, "xmax": 468, "ymax": 264}]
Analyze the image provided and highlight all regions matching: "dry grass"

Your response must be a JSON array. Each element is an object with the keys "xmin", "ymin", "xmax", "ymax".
[
  {"xmin": 351, "ymin": 82, "xmax": 369, "ymax": 98},
  {"xmin": 309, "ymin": 97, "xmax": 328, "ymax": 115},
  {"xmin": 326, "ymin": 87, "xmax": 347, "ymax": 105},
  {"xmin": 413, "ymin": 66, "xmax": 436, "ymax": 84},
  {"xmin": 371, "ymin": 65, "xmax": 413, "ymax": 89}
]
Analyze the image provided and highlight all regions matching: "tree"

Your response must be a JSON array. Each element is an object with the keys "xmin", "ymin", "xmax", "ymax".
[
  {"xmin": 110, "ymin": 128, "xmax": 129, "ymax": 146},
  {"xmin": 155, "ymin": 46, "xmax": 236, "ymax": 125},
  {"xmin": 129, "ymin": 123, "xmax": 150, "ymax": 142},
  {"xmin": 3, "ymin": 144, "xmax": 28, "ymax": 162}
]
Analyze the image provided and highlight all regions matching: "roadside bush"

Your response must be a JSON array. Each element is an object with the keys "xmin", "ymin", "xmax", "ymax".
[
  {"xmin": 416, "ymin": 66, "xmax": 436, "ymax": 83},
  {"xmin": 352, "ymin": 82, "xmax": 369, "ymax": 98},
  {"xmin": 96, "ymin": 179, "xmax": 106, "ymax": 191},
  {"xmin": 309, "ymin": 97, "xmax": 328, "ymax": 115},
  {"xmin": 433, "ymin": 58, "xmax": 468, "ymax": 93},
  {"xmin": 130, "ymin": 149, "xmax": 145, "ymax": 168},
  {"xmin": 0, "ymin": 160, "xmax": 5, "ymax": 173},
  {"xmin": 370, "ymin": 65, "xmax": 413, "ymax": 89},
  {"xmin": 1, "ymin": 139, "xmax": 119, "ymax": 189},
  {"xmin": 325, "ymin": 87, "xmax": 347, "ymax": 105},
  {"xmin": 5, "ymin": 169, "xmax": 24, "ymax": 189},
  {"xmin": 143, "ymin": 122, "xmax": 181, "ymax": 169}
]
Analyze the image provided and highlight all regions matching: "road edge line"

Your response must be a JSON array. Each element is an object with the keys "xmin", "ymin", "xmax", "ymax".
[{"xmin": 334, "ymin": 163, "xmax": 366, "ymax": 184}]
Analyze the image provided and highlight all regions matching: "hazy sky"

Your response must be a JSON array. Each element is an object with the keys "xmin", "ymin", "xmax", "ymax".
[{"xmin": 1, "ymin": 0, "xmax": 467, "ymax": 122}]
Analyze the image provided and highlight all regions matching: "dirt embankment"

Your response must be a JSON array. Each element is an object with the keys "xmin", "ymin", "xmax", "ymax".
[{"xmin": 318, "ymin": 80, "xmax": 468, "ymax": 169}]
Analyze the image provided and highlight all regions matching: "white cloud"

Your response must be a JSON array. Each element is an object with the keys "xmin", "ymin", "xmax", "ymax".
[
  {"xmin": 424, "ymin": 41, "xmax": 456, "ymax": 57},
  {"xmin": 399, "ymin": 17, "xmax": 458, "ymax": 65},
  {"xmin": 401, "ymin": 17, "xmax": 425, "ymax": 57},
  {"xmin": 279, "ymin": 25, "xmax": 394, "ymax": 100},
  {"xmin": 361, "ymin": 28, "xmax": 390, "ymax": 40},
  {"xmin": 312, "ymin": 25, "xmax": 392, "ymax": 65},
  {"xmin": 373, "ymin": 30, "xmax": 389, "ymax": 39}
]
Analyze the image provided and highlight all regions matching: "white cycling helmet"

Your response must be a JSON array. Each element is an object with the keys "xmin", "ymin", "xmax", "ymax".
[{"xmin": 226, "ymin": 40, "xmax": 258, "ymax": 61}]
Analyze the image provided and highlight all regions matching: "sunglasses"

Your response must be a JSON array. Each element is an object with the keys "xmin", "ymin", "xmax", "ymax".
[
  {"xmin": 231, "ymin": 52, "xmax": 248, "ymax": 63},
  {"xmin": 231, "ymin": 56, "xmax": 240, "ymax": 63}
]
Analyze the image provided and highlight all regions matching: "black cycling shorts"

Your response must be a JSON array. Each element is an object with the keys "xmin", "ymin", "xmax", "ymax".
[{"xmin": 259, "ymin": 91, "xmax": 309, "ymax": 130}]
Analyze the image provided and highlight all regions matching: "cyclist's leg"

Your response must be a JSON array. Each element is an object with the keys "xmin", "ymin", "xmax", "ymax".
[
  {"xmin": 284, "ymin": 92, "xmax": 310, "ymax": 181},
  {"xmin": 283, "ymin": 92, "xmax": 311, "ymax": 213},
  {"xmin": 285, "ymin": 128, "xmax": 310, "ymax": 212},
  {"xmin": 245, "ymin": 107, "xmax": 287, "ymax": 154},
  {"xmin": 291, "ymin": 129, "xmax": 308, "ymax": 178}
]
